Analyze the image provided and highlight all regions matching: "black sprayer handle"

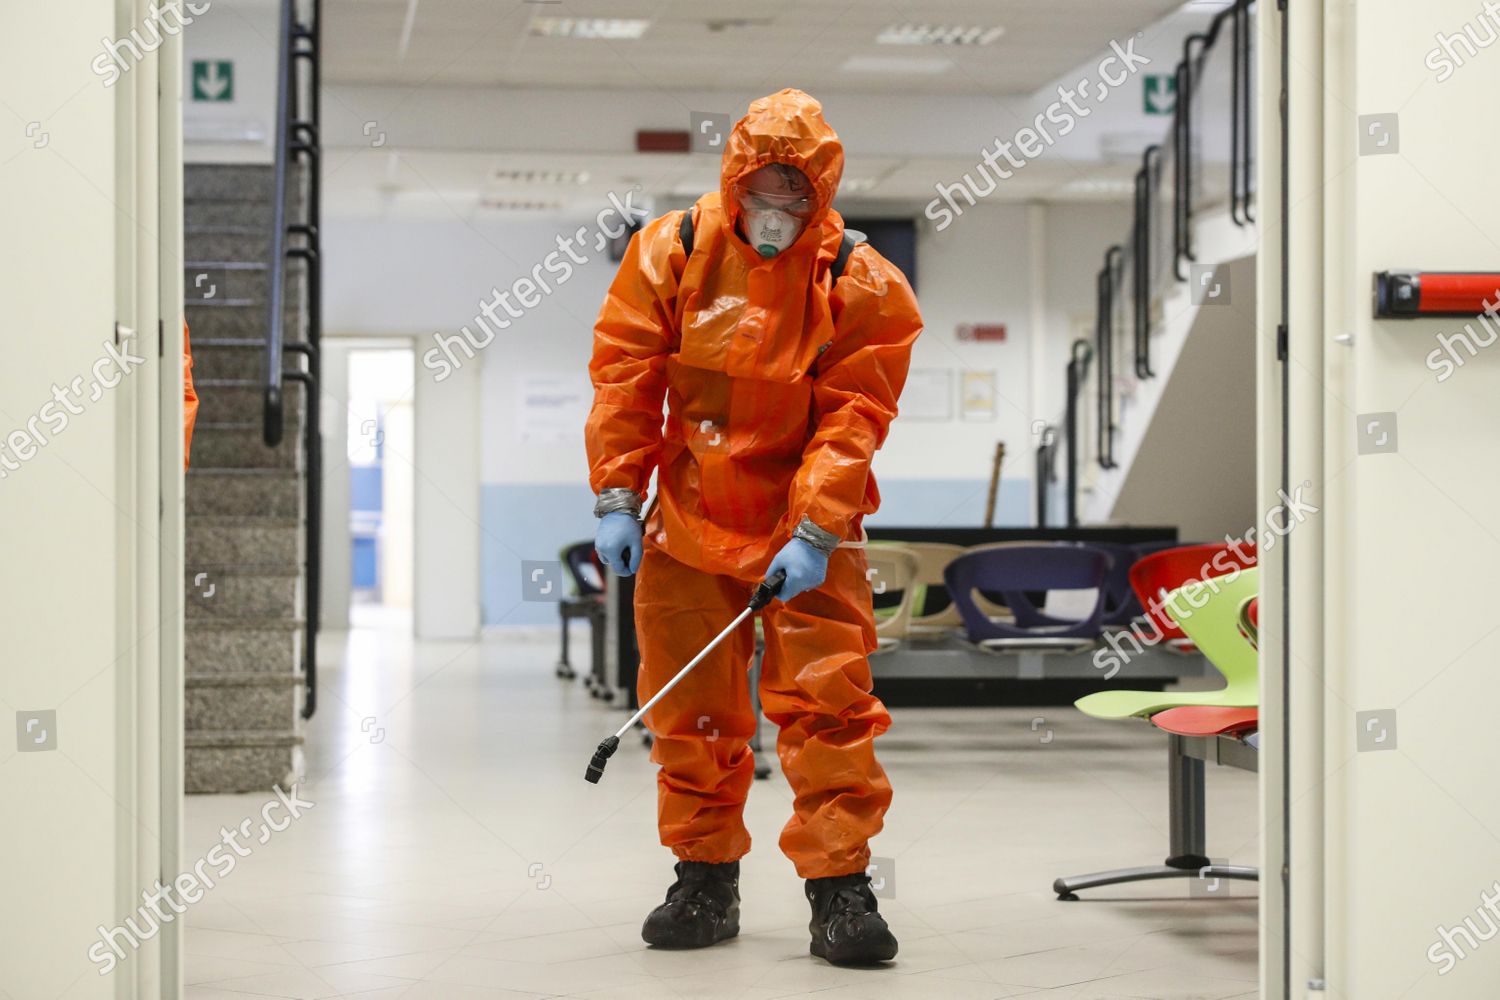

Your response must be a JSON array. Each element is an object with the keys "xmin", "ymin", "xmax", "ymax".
[{"xmin": 749, "ymin": 569, "xmax": 787, "ymax": 612}]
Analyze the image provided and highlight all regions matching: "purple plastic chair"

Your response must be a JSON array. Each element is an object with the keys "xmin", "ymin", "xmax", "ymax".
[{"xmin": 945, "ymin": 544, "xmax": 1112, "ymax": 648}]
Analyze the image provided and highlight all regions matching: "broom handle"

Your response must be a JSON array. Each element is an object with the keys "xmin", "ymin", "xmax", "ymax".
[{"xmin": 984, "ymin": 441, "xmax": 1006, "ymax": 528}]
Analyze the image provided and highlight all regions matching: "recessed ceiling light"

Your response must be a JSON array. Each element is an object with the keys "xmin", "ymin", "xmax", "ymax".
[
  {"xmin": 528, "ymin": 17, "xmax": 650, "ymax": 40},
  {"xmin": 841, "ymin": 177, "xmax": 879, "ymax": 193},
  {"xmin": 877, "ymin": 24, "xmax": 1005, "ymax": 46},
  {"xmin": 491, "ymin": 168, "xmax": 591, "ymax": 185},
  {"xmin": 839, "ymin": 55, "xmax": 953, "ymax": 75}
]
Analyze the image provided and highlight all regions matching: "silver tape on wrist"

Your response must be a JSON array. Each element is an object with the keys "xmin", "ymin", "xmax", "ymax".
[
  {"xmin": 594, "ymin": 488, "xmax": 643, "ymax": 519},
  {"xmin": 793, "ymin": 516, "xmax": 841, "ymax": 555}
]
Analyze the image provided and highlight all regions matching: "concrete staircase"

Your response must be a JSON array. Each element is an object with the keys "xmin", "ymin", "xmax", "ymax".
[{"xmin": 184, "ymin": 163, "xmax": 307, "ymax": 793}]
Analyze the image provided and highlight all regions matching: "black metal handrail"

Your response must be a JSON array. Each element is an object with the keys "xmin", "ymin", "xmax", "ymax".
[
  {"xmin": 264, "ymin": 0, "xmax": 323, "ymax": 720},
  {"xmin": 1096, "ymin": 245, "xmax": 1122, "ymax": 470},
  {"xmin": 1230, "ymin": 0, "xmax": 1255, "ymax": 225},
  {"xmin": 1058, "ymin": 0, "xmax": 1254, "ymax": 524},
  {"xmin": 1173, "ymin": 33, "xmax": 1207, "ymax": 280},
  {"xmin": 1035, "ymin": 425, "xmax": 1059, "ymax": 528},
  {"xmin": 262, "ymin": 0, "xmax": 294, "ymax": 447},
  {"xmin": 1065, "ymin": 341, "xmax": 1093, "ymax": 528},
  {"xmin": 1134, "ymin": 145, "xmax": 1162, "ymax": 379}
]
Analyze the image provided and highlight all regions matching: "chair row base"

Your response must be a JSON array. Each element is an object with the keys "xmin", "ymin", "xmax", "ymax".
[{"xmin": 1054, "ymin": 861, "xmax": 1258, "ymax": 900}]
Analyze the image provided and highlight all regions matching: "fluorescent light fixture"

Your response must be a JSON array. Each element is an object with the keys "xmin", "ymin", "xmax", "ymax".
[
  {"xmin": 491, "ymin": 168, "xmax": 591, "ymax": 185},
  {"xmin": 479, "ymin": 196, "xmax": 565, "ymax": 211},
  {"xmin": 839, "ymin": 55, "xmax": 952, "ymax": 75},
  {"xmin": 528, "ymin": 17, "xmax": 650, "ymax": 40},
  {"xmin": 1057, "ymin": 177, "xmax": 1136, "ymax": 196},
  {"xmin": 841, "ymin": 177, "xmax": 879, "ymax": 193},
  {"xmin": 877, "ymin": 24, "xmax": 1004, "ymax": 46}
]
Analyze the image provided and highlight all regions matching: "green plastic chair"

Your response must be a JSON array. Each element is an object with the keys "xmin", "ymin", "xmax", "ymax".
[{"xmin": 1074, "ymin": 567, "xmax": 1259, "ymax": 720}]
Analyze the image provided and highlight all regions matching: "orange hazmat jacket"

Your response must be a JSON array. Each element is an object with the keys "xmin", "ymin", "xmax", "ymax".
[{"xmin": 586, "ymin": 89, "xmax": 923, "ymax": 576}]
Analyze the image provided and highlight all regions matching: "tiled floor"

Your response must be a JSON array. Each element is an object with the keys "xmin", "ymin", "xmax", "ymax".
[{"xmin": 183, "ymin": 612, "xmax": 1260, "ymax": 999}]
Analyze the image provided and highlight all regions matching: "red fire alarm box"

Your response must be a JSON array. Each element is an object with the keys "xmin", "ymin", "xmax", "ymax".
[
  {"xmin": 1374, "ymin": 270, "xmax": 1500, "ymax": 318},
  {"xmin": 957, "ymin": 323, "xmax": 1007, "ymax": 342}
]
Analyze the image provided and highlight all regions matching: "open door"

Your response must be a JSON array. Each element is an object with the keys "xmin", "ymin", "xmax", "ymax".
[{"xmin": 0, "ymin": 1, "xmax": 185, "ymax": 996}]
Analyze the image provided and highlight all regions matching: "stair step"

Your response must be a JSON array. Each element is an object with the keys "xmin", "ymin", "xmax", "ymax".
[
  {"xmin": 185, "ymin": 330, "xmax": 306, "ymax": 376},
  {"xmin": 186, "ymin": 617, "xmax": 302, "ymax": 675},
  {"xmin": 186, "ymin": 223, "xmax": 271, "ymax": 259},
  {"xmin": 186, "ymin": 295, "xmax": 302, "ymax": 341},
  {"xmin": 183, "ymin": 257, "xmax": 298, "ymax": 305},
  {"xmin": 185, "ymin": 672, "xmax": 301, "ymax": 733},
  {"xmin": 190, "ymin": 423, "xmax": 300, "ymax": 470},
  {"xmin": 187, "ymin": 469, "xmax": 300, "ymax": 518},
  {"xmin": 185, "ymin": 163, "xmax": 274, "ymax": 202},
  {"xmin": 185, "ymin": 730, "xmax": 304, "ymax": 794},
  {"xmin": 186, "ymin": 567, "xmax": 300, "ymax": 619},
  {"xmin": 191, "ymin": 379, "xmax": 304, "ymax": 425},
  {"xmin": 187, "ymin": 516, "xmax": 301, "ymax": 565},
  {"xmin": 186, "ymin": 201, "xmax": 272, "ymax": 230}
]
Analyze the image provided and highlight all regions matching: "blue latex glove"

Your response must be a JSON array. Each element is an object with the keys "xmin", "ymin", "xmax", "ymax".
[
  {"xmin": 765, "ymin": 538, "xmax": 829, "ymax": 602},
  {"xmin": 595, "ymin": 512, "xmax": 643, "ymax": 576}
]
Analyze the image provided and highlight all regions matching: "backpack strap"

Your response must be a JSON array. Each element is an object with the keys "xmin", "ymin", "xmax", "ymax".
[{"xmin": 831, "ymin": 229, "xmax": 861, "ymax": 283}]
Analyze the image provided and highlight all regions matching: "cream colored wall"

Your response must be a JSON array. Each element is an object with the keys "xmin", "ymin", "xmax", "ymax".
[{"xmin": 1285, "ymin": 0, "xmax": 1500, "ymax": 995}]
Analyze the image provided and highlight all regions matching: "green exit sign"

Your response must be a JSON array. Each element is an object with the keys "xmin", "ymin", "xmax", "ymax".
[
  {"xmin": 191, "ymin": 60, "xmax": 234, "ymax": 102},
  {"xmin": 1143, "ymin": 74, "xmax": 1177, "ymax": 115}
]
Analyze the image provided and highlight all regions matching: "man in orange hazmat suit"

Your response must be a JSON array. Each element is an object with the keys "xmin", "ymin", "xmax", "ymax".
[{"xmin": 586, "ymin": 89, "xmax": 922, "ymax": 965}]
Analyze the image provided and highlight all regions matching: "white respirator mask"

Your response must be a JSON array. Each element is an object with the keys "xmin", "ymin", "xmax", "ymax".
[{"xmin": 744, "ymin": 208, "xmax": 804, "ymax": 258}]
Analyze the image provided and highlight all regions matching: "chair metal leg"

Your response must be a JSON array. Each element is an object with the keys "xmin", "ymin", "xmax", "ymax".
[
  {"xmin": 1053, "ymin": 733, "xmax": 1257, "ymax": 899},
  {"xmin": 556, "ymin": 607, "xmax": 577, "ymax": 679},
  {"xmin": 589, "ymin": 611, "xmax": 605, "ymax": 691},
  {"xmin": 749, "ymin": 643, "xmax": 771, "ymax": 780},
  {"xmin": 1166, "ymin": 734, "xmax": 1209, "ymax": 870}
]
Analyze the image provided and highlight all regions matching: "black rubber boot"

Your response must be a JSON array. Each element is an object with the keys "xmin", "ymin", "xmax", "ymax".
[
  {"xmin": 641, "ymin": 860, "xmax": 741, "ymax": 949},
  {"xmin": 805, "ymin": 871, "xmax": 898, "ymax": 965}
]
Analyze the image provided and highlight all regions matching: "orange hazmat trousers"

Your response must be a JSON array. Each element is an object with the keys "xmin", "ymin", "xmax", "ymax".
[
  {"xmin": 184, "ymin": 320, "xmax": 199, "ymax": 468},
  {"xmin": 586, "ymin": 89, "xmax": 923, "ymax": 878}
]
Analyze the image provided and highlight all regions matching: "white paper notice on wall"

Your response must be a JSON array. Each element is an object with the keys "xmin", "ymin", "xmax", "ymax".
[
  {"xmin": 901, "ymin": 369, "xmax": 953, "ymax": 421},
  {"xmin": 960, "ymin": 371, "xmax": 998, "ymax": 421},
  {"xmin": 517, "ymin": 374, "xmax": 593, "ymax": 444}
]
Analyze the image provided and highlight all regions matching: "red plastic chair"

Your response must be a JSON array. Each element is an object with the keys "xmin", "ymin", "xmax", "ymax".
[
  {"xmin": 1238, "ymin": 596, "xmax": 1260, "ymax": 649},
  {"xmin": 1129, "ymin": 543, "xmax": 1258, "ymax": 645},
  {"xmin": 1150, "ymin": 705, "xmax": 1259, "ymax": 739}
]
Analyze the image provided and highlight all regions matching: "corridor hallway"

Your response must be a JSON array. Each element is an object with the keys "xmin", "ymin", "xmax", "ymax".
[{"xmin": 180, "ymin": 616, "xmax": 1257, "ymax": 999}]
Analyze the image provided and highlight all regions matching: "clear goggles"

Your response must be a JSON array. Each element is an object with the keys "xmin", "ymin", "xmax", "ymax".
[{"xmin": 734, "ymin": 186, "xmax": 816, "ymax": 220}]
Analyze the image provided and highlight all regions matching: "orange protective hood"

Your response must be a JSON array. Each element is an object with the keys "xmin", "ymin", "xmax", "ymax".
[{"xmin": 720, "ymin": 89, "xmax": 844, "ymax": 242}]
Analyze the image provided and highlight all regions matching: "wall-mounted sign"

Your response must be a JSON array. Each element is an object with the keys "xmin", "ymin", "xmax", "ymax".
[
  {"xmin": 191, "ymin": 60, "xmax": 234, "ymax": 102},
  {"xmin": 1143, "ymin": 74, "xmax": 1177, "ymax": 115},
  {"xmin": 957, "ymin": 323, "xmax": 1006, "ymax": 342},
  {"xmin": 902, "ymin": 369, "xmax": 953, "ymax": 421},
  {"xmin": 517, "ymin": 374, "xmax": 591, "ymax": 444},
  {"xmin": 960, "ymin": 371, "xmax": 997, "ymax": 422}
]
